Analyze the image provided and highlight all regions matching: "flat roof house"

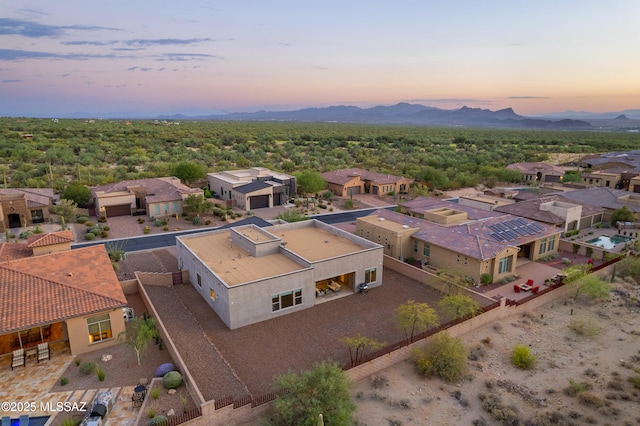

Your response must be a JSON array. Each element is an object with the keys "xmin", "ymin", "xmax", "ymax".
[
  {"xmin": 207, "ymin": 167, "xmax": 296, "ymax": 211},
  {"xmin": 0, "ymin": 245, "xmax": 127, "ymax": 357},
  {"xmin": 321, "ymin": 168, "xmax": 413, "ymax": 197},
  {"xmin": 176, "ymin": 219, "xmax": 383, "ymax": 329},
  {"xmin": 356, "ymin": 208, "xmax": 561, "ymax": 284},
  {"xmin": 92, "ymin": 177, "xmax": 203, "ymax": 219}
]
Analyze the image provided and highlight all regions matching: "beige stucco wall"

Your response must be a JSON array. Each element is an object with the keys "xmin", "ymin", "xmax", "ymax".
[
  {"xmin": 32, "ymin": 242, "xmax": 71, "ymax": 256},
  {"xmin": 355, "ymin": 219, "xmax": 417, "ymax": 259},
  {"xmin": 95, "ymin": 192, "xmax": 135, "ymax": 211},
  {"xmin": 232, "ymin": 186, "xmax": 273, "ymax": 211},
  {"xmin": 66, "ymin": 308, "xmax": 126, "ymax": 356},
  {"xmin": 327, "ymin": 177, "xmax": 363, "ymax": 197},
  {"xmin": 148, "ymin": 200, "xmax": 183, "ymax": 218},
  {"xmin": 529, "ymin": 234, "xmax": 560, "ymax": 261}
]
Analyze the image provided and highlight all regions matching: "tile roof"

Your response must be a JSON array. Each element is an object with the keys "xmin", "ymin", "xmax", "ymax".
[
  {"xmin": 0, "ymin": 245, "xmax": 127, "ymax": 333},
  {"xmin": 322, "ymin": 168, "xmax": 410, "ymax": 185},
  {"xmin": 560, "ymin": 187, "xmax": 640, "ymax": 212},
  {"xmin": 494, "ymin": 195, "xmax": 605, "ymax": 224},
  {"xmin": 0, "ymin": 242, "xmax": 32, "ymax": 262},
  {"xmin": 92, "ymin": 177, "xmax": 202, "ymax": 204},
  {"xmin": 0, "ymin": 188, "xmax": 53, "ymax": 208},
  {"xmin": 369, "ymin": 209, "xmax": 560, "ymax": 261},
  {"xmin": 506, "ymin": 162, "xmax": 565, "ymax": 176},
  {"xmin": 27, "ymin": 230, "xmax": 75, "ymax": 248}
]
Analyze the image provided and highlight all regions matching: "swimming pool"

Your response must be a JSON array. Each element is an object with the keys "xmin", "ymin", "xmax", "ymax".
[
  {"xmin": 7, "ymin": 416, "xmax": 50, "ymax": 426},
  {"xmin": 587, "ymin": 234, "xmax": 634, "ymax": 250}
]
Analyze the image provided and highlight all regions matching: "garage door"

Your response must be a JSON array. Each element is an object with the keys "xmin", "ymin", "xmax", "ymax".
[
  {"xmin": 249, "ymin": 195, "xmax": 270, "ymax": 209},
  {"xmin": 347, "ymin": 186, "xmax": 361, "ymax": 196},
  {"xmin": 105, "ymin": 204, "xmax": 131, "ymax": 217}
]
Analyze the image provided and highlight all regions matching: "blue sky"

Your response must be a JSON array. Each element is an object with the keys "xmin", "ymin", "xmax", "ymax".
[{"xmin": 1, "ymin": 1, "xmax": 639, "ymax": 116}]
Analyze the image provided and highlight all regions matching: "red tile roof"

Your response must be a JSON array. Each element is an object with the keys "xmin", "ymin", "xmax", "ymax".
[
  {"xmin": 0, "ymin": 242, "xmax": 32, "ymax": 262},
  {"xmin": 0, "ymin": 245, "xmax": 127, "ymax": 333},
  {"xmin": 27, "ymin": 230, "xmax": 75, "ymax": 248}
]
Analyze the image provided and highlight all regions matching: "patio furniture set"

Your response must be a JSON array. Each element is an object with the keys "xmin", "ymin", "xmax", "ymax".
[
  {"xmin": 131, "ymin": 378, "xmax": 148, "ymax": 408},
  {"xmin": 10, "ymin": 342, "xmax": 50, "ymax": 370},
  {"xmin": 315, "ymin": 280, "xmax": 342, "ymax": 297},
  {"xmin": 514, "ymin": 279, "xmax": 540, "ymax": 294}
]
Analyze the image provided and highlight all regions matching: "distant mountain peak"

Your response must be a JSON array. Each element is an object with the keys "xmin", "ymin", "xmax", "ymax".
[{"xmin": 615, "ymin": 114, "xmax": 630, "ymax": 120}]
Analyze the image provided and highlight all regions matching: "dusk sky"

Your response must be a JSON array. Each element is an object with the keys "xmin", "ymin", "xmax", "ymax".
[{"xmin": 1, "ymin": 1, "xmax": 639, "ymax": 117}]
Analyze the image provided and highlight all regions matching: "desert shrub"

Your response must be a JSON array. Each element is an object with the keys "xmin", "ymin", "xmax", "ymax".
[
  {"xmin": 103, "ymin": 226, "xmax": 110, "ymax": 231},
  {"xmin": 101, "ymin": 231, "xmax": 108, "ymax": 238},
  {"xmin": 74, "ymin": 357, "xmax": 81, "ymax": 366},
  {"xmin": 84, "ymin": 233, "xmax": 95, "ymax": 241},
  {"xmin": 577, "ymin": 391, "xmax": 605, "ymax": 408},
  {"xmin": 144, "ymin": 226, "xmax": 150, "ymax": 234},
  {"xmin": 149, "ymin": 415, "xmax": 168, "ymax": 425},
  {"xmin": 480, "ymin": 273, "xmax": 493, "ymax": 285},
  {"xmin": 629, "ymin": 375, "xmax": 640, "ymax": 389},
  {"xmin": 79, "ymin": 361, "xmax": 96, "ymax": 375},
  {"xmin": 205, "ymin": 220, "xmax": 211, "ymax": 225},
  {"xmin": 61, "ymin": 418, "xmax": 80, "ymax": 426},
  {"xmin": 95, "ymin": 364, "xmax": 106, "ymax": 381},
  {"xmin": 512, "ymin": 345, "xmax": 536, "ymax": 369},
  {"xmin": 192, "ymin": 215, "xmax": 202, "ymax": 225},
  {"xmin": 528, "ymin": 411, "xmax": 570, "ymax": 426},
  {"xmin": 19, "ymin": 230, "xmax": 33, "ymax": 239},
  {"xmin": 150, "ymin": 387, "xmax": 160, "ymax": 400},
  {"xmin": 344, "ymin": 199, "xmax": 354, "ymax": 209},
  {"xmin": 608, "ymin": 379, "xmax": 625, "ymax": 390},
  {"xmin": 137, "ymin": 217, "xmax": 145, "ymax": 224},
  {"xmin": 88, "ymin": 227, "xmax": 101, "ymax": 236},
  {"xmin": 569, "ymin": 318, "xmax": 601, "ymax": 338},
  {"xmin": 414, "ymin": 332, "xmax": 468, "ymax": 382},
  {"xmin": 163, "ymin": 371, "xmax": 183, "ymax": 389},
  {"xmin": 156, "ymin": 362, "xmax": 174, "ymax": 377},
  {"xmin": 60, "ymin": 376, "xmax": 69, "ymax": 386},
  {"xmin": 564, "ymin": 379, "xmax": 592, "ymax": 396},
  {"xmin": 147, "ymin": 408, "xmax": 156, "ymax": 419},
  {"xmin": 76, "ymin": 216, "xmax": 89, "ymax": 224},
  {"xmin": 85, "ymin": 221, "xmax": 95, "ymax": 227}
]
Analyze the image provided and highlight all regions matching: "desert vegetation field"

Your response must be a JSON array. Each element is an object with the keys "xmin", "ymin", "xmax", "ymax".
[{"xmin": 2, "ymin": 118, "xmax": 639, "ymax": 192}]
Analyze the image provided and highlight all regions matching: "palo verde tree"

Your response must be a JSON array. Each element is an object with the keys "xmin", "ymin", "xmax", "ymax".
[
  {"xmin": 118, "ymin": 316, "xmax": 158, "ymax": 366},
  {"xmin": 438, "ymin": 294, "xmax": 482, "ymax": 321},
  {"xmin": 339, "ymin": 334, "xmax": 385, "ymax": 367},
  {"xmin": 295, "ymin": 169, "xmax": 326, "ymax": 195},
  {"xmin": 172, "ymin": 161, "xmax": 206, "ymax": 185},
  {"xmin": 610, "ymin": 205, "xmax": 635, "ymax": 226},
  {"xmin": 395, "ymin": 300, "xmax": 439, "ymax": 343},
  {"xmin": 62, "ymin": 180, "xmax": 92, "ymax": 205},
  {"xmin": 267, "ymin": 360, "xmax": 355, "ymax": 426},
  {"xmin": 51, "ymin": 199, "xmax": 78, "ymax": 226},
  {"xmin": 183, "ymin": 194, "xmax": 213, "ymax": 215},
  {"xmin": 413, "ymin": 331, "xmax": 468, "ymax": 382},
  {"xmin": 572, "ymin": 273, "xmax": 611, "ymax": 301}
]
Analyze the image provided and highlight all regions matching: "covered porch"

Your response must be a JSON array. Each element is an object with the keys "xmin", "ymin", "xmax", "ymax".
[{"xmin": 0, "ymin": 323, "xmax": 62, "ymax": 357}]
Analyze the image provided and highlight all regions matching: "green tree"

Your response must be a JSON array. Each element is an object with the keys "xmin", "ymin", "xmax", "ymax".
[
  {"xmin": 274, "ymin": 209, "xmax": 308, "ymax": 223},
  {"xmin": 340, "ymin": 335, "xmax": 385, "ymax": 367},
  {"xmin": 413, "ymin": 332, "xmax": 468, "ymax": 382},
  {"xmin": 268, "ymin": 361, "xmax": 355, "ymax": 426},
  {"xmin": 295, "ymin": 170, "xmax": 326, "ymax": 195},
  {"xmin": 183, "ymin": 194, "xmax": 213, "ymax": 215},
  {"xmin": 51, "ymin": 199, "xmax": 78, "ymax": 225},
  {"xmin": 172, "ymin": 161, "xmax": 206, "ymax": 185},
  {"xmin": 435, "ymin": 266, "xmax": 475, "ymax": 294},
  {"xmin": 62, "ymin": 180, "xmax": 92, "ymax": 205},
  {"xmin": 610, "ymin": 206, "xmax": 635, "ymax": 226},
  {"xmin": 118, "ymin": 317, "xmax": 158, "ymax": 366},
  {"xmin": 562, "ymin": 171, "xmax": 582, "ymax": 183},
  {"xmin": 395, "ymin": 300, "xmax": 439, "ymax": 343},
  {"xmin": 572, "ymin": 274, "xmax": 611, "ymax": 301},
  {"xmin": 438, "ymin": 294, "xmax": 481, "ymax": 321}
]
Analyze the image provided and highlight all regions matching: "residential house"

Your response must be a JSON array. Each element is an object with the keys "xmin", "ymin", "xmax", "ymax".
[
  {"xmin": 91, "ymin": 177, "xmax": 203, "ymax": 219},
  {"xmin": 321, "ymin": 168, "xmax": 413, "ymax": 197},
  {"xmin": 559, "ymin": 187, "xmax": 640, "ymax": 222},
  {"xmin": 0, "ymin": 245, "xmax": 127, "ymax": 357},
  {"xmin": 176, "ymin": 219, "xmax": 382, "ymax": 330},
  {"xmin": 494, "ymin": 195, "xmax": 605, "ymax": 233},
  {"xmin": 26, "ymin": 230, "xmax": 75, "ymax": 256},
  {"xmin": 207, "ymin": 167, "xmax": 296, "ymax": 211},
  {"xmin": 355, "ymin": 208, "xmax": 561, "ymax": 284},
  {"xmin": 580, "ymin": 170, "xmax": 622, "ymax": 189},
  {"xmin": 458, "ymin": 193, "xmax": 516, "ymax": 211},
  {"xmin": 0, "ymin": 188, "xmax": 53, "ymax": 233},
  {"xmin": 400, "ymin": 197, "xmax": 501, "ymax": 221},
  {"xmin": 506, "ymin": 162, "xmax": 566, "ymax": 184}
]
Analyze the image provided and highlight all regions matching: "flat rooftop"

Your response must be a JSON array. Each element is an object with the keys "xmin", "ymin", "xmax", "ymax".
[
  {"xmin": 275, "ymin": 226, "xmax": 367, "ymax": 262},
  {"xmin": 182, "ymin": 231, "xmax": 304, "ymax": 286},
  {"xmin": 357, "ymin": 215, "xmax": 420, "ymax": 233}
]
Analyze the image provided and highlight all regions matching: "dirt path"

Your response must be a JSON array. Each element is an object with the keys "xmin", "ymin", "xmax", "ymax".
[{"xmin": 352, "ymin": 277, "xmax": 640, "ymax": 425}]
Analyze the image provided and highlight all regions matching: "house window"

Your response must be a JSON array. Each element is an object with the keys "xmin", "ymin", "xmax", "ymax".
[
  {"xmin": 606, "ymin": 181, "xmax": 610, "ymax": 187},
  {"xmin": 423, "ymin": 243, "xmax": 430, "ymax": 257},
  {"xmin": 164, "ymin": 203, "xmax": 169, "ymax": 214},
  {"xmin": 196, "ymin": 273, "xmax": 202, "ymax": 288},
  {"xmin": 548, "ymin": 236, "xmax": 555, "ymax": 252},
  {"xmin": 413, "ymin": 240, "xmax": 418, "ymax": 253},
  {"xmin": 209, "ymin": 288, "xmax": 215, "ymax": 301},
  {"xmin": 154, "ymin": 204, "xmax": 160, "ymax": 215},
  {"xmin": 365, "ymin": 268, "xmax": 377, "ymax": 284},
  {"xmin": 87, "ymin": 313, "xmax": 112, "ymax": 343},
  {"xmin": 539, "ymin": 238, "xmax": 547, "ymax": 255},
  {"xmin": 498, "ymin": 256, "xmax": 512, "ymax": 274},
  {"xmin": 272, "ymin": 289, "xmax": 302, "ymax": 312},
  {"xmin": 173, "ymin": 202, "xmax": 179, "ymax": 212}
]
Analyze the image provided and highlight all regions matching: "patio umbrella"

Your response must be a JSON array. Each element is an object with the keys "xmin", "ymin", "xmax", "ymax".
[{"xmin": 16, "ymin": 330, "xmax": 23, "ymax": 349}]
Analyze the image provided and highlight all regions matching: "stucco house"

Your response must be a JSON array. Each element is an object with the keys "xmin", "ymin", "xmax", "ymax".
[
  {"xmin": 321, "ymin": 168, "xmax": 413, "ymax": 197},
  {"xmin": 176, "ymin": 219, "xmax": 383, "ymax": 330},
  {"xmin": 506, "ymin": 162, "xmax": 566, "ymax": 184},
  {"xmin": 91, "ymin": 177, "xmax": 203, "ymax": 219},
  {"xmin": 0, "ymin": 244, "xmax": 127, "ymax": 357},
  {"xmin": 0, "ymin": 188, "xmax": 54, "ymax": 233},
  {"xmin": 355, "ymin": 208, "xmax": 561, "ymax": 284},
  {"xmin": 207, "ymin": 167, "xmax": 296, "ymax": 211}
]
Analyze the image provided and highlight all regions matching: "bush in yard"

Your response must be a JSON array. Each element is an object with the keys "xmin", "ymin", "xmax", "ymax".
[
  {"xmin": 85, "ymin": 221, "xmax": 94, "ymax": 227},
  {"xmin": 163, "ymin": 371, "xmax": 183, "ymax": 389},
  {"xmin": 79, "ymin": 361, "xmax": 96, "ymax": 375},
  {"xmin": 156, "ymin": 362, "xmax": 174, "ymax": 377},
  {"xmin": 60, "ymin": 377, "xmax": 69, "ymax": 386},
  {"xmin": 192, "ymin": 215, "xmax": 202, "ymax": 225},
  {"xmin": 76, "ymin": 216, "xmax": 89, "ymax": 224},
  {"xmin": 413, "ymin": 331, "xmax": 468, "ymax": 382},
  {"xmin": 84, "ymin": 233, "xmax": 95, "ymax": 241},
  {"xmin": 480, "ymin": 273, "xmax": 493, "ymax": 285},
  {"xmin": 149, "ymin": 415, "xmax": 168, "ymax": 425},
  {"xmin": 512, "ymin": 345, "xmax": 537, "ymax": 369}
]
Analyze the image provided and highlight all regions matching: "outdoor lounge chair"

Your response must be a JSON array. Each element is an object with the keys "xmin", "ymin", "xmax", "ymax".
[
  {"xmin": 11, "ymin": 349, "xmax": 25, "ymax": 370},
  {"xmin": 2, "ymin": 416, "xmax": 10, "ymax": 426},
  {"xmin": 531, "ymin": 286, "xmax": 540, "ymax": 294},
  {"xmin": 513, "ymin": 284, "xmax": 521, "ymax": 293},
  {"xmin": 19, "ymin": 415, "xmax": 29, "ymax": 426},
  {"xmin": 526, "ymin": 279, "xmax": 534, "ymax": 286},
  {"xmin": 37, "ymin": 342, "xmax": 50, "ymax": 363}
]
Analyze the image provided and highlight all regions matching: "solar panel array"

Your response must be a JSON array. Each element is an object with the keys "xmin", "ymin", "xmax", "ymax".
[{"xmin": 488, "ymin": 218, "xmax": 545, "ymax": 242}]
